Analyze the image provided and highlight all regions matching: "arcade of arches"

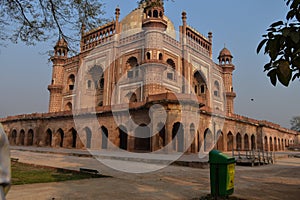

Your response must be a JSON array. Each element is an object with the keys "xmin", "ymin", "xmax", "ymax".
[{"xmin": 2, "ymin": 111, "xmax": 297, "ymax": 153}]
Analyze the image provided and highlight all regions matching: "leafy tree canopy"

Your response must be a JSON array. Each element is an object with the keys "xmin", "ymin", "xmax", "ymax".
[
  {"xmin": 290, "ymin": 116, "xmax": 300, "ymax": 131},
  {"xmin": 257, "ymin": 0, "xmax": 300, "ymax": 87},
  {"xmin": 0, "ymin": 0, "xmax": 106, "ymax": 53}
]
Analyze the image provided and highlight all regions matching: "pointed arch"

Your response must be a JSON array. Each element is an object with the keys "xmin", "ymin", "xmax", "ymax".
[
  {"xmin": 19, "ymin": 129, "xmax": 25, "ymax": 146},
  {"xmin": 264, "ymin": 136, "xmax": 268, "ymax": 151},
  {"xmin": 193, "ymin": 71, "xmax": 207, "ymax": 96},
  {"xmin": 45, "ymin": 129, "xmax": 52, "ymax": 147},
  {"xmin": 204, "ymin": 128, "xmax": 213, "ymax": 152},
  {"xmin": 67, "ymin": 74, "xmax": 75, "ymax": 91},
  {"xmin": 157, "ymin": 122, "xmax": 165, "ymax": 149},
  {"xmin": 172, "ymin": 122, "xmax": 184, "ymax": 152},
  {"xmin": 128, "ymin": 92, "xmax": 137, "ymax": 103},
  {"xmin": 167, "ymin": 59, "xmax": 175, "ymax": 69},
  {"xmin": 190, "ymin": 123, "xmax": 196, "ymax": 153},
  {"xmin": 270, "ymin": 137, "xmax": 273, "ymax": 151},
  {"xmin": 126, "ymin": 57, "xmax": 138, "ymax": 69},
  {"xmin": 244, "ymin": 134, "xmax": 249, "ymax": 150},
  {"xmin": 227, "ymin": 132, "xmax": 233, "ymax": 151},
  {"xmin": 153, "ymin": 10, "xmax": 158, "ymax": 18},
  {"xmin": 236, "ymin": 133, "xmax": 241, "ymax": 150},
  {"xmin": 58, "ymin": 129, "xmax": 64, "ymax": 147},
  {"xmin": 251, "ymin": 134, "xmax": 256, "ymax": 150},
  {"xmin": 146, "ymin": 52, "xmax": 151, "ymax": 60},
  {"xmin": 101, "ymin": 126, "xmax": 108, "ymax": 149},
  {"xmin": 216, "ymin": 130, "xmax": 224, "ymax": 151},
  {"xmin": 147, "ymin": 10, "xmax": 152, "ymax": 18},
  {"xmin": 70, "ymin": 128, "xmax": 78, "ymax": 148},
  {"xmin": 65, "ymin": 102, "xmax": 72, "ymax": 111},
  {"xmin": 84, "ymin": 127, "xmax": 92, "ymax": 148},
  {"xmin": 11, "ymin": 129, "xmax": 17, "ymax": 145},
  {"xmin": 27, "ymin": 129, "xmax": 34, "ymax": 146},
  {"xmin": 119, "ymin": 125, "xmax": 128, "ymax": 150},
  {"xmin": 159, "ymin": 53, "xmax": 163, "ymax": 60}
]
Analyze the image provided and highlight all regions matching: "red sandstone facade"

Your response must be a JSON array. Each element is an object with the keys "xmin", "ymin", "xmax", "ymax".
[{"xmin": 1, "ymin": 0, "xmax": 298, "ymax": 153}]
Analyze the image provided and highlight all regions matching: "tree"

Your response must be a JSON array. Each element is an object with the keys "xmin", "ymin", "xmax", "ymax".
[
  {"xmin": 0, "ymin": 0, "xmax": 106, "ymax": 52},
  {"xmin": 257, "ymin": 0, "xmax": 300, "ymax": 87},
  {"xmin": 290, "ymin": 116, "xmax": 300, "ymax": 131}
]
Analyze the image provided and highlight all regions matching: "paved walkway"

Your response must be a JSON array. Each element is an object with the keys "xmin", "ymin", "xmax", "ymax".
[
  {"xmin": 6, "ymin": 147, "xmax": 300, "ymax": 200},
  {"xmin": 10, "ymin": 146, "xmax": 210, "ymax": 171}
]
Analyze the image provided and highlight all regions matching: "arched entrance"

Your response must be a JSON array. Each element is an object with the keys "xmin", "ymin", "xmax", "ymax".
[
  {"xmin": 236, "ymin": 133, "xmax": 242, "ymax": 150},
  {"xmin": 274, "ymin": 137, "xmax": 277, "ymax": 151},
  {"xmin": 45, "ymin": 129, "xmax": 52, "ymax": 147},
  {"xmin": 54, "ymin": 129, "xmax": 64, "ymax": 147},
  {"xmin": 244, "ymin": 134, "xmax": 249, "ymax": 150},
  {"xmin": 216, "ymin": 131, "xmax": 224, "ymax": 151},
  {"xmin": 101, "ymin": 126, "xmax": 108, "ymax": 149},
  {"xmin": 27, "ymin": 129, "xmax": 34, "ymax": 146},
  {"xmin": 84, "ymin": 127, "xmax": 92, "ymax": 148},
  {"xmin": 11, "ymin": 130, "xmax": 17, "ymax": 145},
  {"xmin": 134, "ymin": 124, "xmax": 151, "ymax": 152},
  {"xmin": 264, "ymin": 136, "xmax": 268, "ymax": 151},
  {"xmin": 172, "ymin": 122, "xmax": 184, "ymax": 152},
  {"xmin": 70, "ymin": 128, "xmax": 77, "ymax": 148},
  {"xmin": 270, "ymin": 137, "xmax": 273, "ymax": 151},
  {"xmin": 204, "ymin": 129, "xmax": 213, "ymax": 152},
  {"xmin": 119, "ymin": 126, "xmax": 128, "ymax": 150},
  {"xmin": 157, "ymin": 123, "xmax": 165, "ymax": 149},
  {"xmin": 227, "ymin": 132, "xmax": 233, "ymax": 151},
  {"xmin": 251, "ymin": 135, "xmax": 256, "ymax": 150},
  {"xmin": 19, "ymin": 130, "xmax": 25, "ymax": 145},
  {"xmin": 190, "ymin": 124, "xmax": 196, "ymax": 153},
  {"xmin": 197, "ymin": 131, "xmax": 201, "ymax": 152}
]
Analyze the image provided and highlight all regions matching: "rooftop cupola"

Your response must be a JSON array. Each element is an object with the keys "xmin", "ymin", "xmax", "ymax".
[
  {"xmin": 142, "ymin": 0, "xmax": 167, "ymax": 30},
  {"xmin": 54, "ymin": 37, "xmax": 69, "ymax": 58},
  {"xmin": 218, "ymin": 47, "xmax": 233, "ymax": 65}
]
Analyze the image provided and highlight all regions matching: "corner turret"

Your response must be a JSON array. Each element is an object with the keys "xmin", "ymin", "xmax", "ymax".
[
  {"xmin": 142, "ymin": 0, "xmax": 167, "ymax": 30},
  {"xmin": 218, "ymin": 47, "xmax": 236, "ymax": 114},
  {"xmin": 48, "ymin": 37, "xmax": 68, "ymax": 113}
]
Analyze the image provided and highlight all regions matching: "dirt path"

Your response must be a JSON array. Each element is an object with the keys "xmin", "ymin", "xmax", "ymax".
[{"xmin": 6, "ymin": 151, "xmax": 300, "ymax": 200}]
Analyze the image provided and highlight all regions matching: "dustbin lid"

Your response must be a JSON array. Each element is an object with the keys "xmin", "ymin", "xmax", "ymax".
[{"xmin": 209, "ymin": 150, "xmax": 235, "ymax": 164}]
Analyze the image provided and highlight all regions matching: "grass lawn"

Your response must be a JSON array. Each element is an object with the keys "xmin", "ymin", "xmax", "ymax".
[{"xmin": 11, "ymin": 161, "xmax": 106, "ymax": 185}]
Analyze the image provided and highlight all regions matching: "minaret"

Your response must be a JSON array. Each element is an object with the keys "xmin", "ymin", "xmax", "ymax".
[
  {"xmin": 48, "ymin": 37, "xmax": 68, "ymax": 113},
  {"xmin": 218, "ymin": 47, "xmax": 236, "ymax": 115},
  {"xmin": 181, "ymin": 11, "xmax": 189, "ymax": 93}
]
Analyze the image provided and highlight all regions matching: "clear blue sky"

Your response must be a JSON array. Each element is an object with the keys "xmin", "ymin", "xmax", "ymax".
[{"xmin": 0, "ymin": 0, "xmax": 299, "ymax": 129}]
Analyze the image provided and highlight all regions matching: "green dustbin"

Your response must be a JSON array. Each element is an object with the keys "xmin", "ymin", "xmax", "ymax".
[{"xmin": 209, "ymin": 150, "xmax": 235, "ymax": 198}]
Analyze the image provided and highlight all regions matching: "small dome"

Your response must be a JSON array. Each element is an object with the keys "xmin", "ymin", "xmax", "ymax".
[
  {"xmin": 218, "ymin": 47, "xmax": 232, "ymax": 58},
  {"xmin": 55, "ymin": 37, "xmax": 68, "ymax": 47}
]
